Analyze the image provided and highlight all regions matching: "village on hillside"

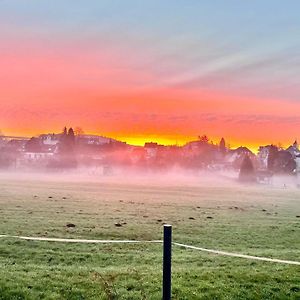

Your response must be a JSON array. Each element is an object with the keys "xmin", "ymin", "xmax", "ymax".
[{"xmin": 0, "ymin": 127, "xmax": 300, "ymax": 181}]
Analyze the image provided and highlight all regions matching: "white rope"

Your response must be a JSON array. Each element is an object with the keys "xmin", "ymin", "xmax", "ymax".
[
  {"xmin": 1, "ymin": 234, "xmax": 299, "ymax": 266},
  {"xmin": 173, "ymin": 242, "xmax": 300, "ymax": 266},
  {"xmin": 0, "ymin": 235, "xmax": 161, "ymax": 244}
]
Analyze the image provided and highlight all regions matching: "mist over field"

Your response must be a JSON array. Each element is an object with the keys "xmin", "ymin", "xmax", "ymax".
[
  {"xmin": 0, "ymin": 169, "xmax": 299, "ymax": 299},
  {"xmin": 1, "ymin": 166, "xmax": 299, "ymax": 188},
  {"xmin": 1, "ymin": 1, "xmax": 300, "ymax": 299}
]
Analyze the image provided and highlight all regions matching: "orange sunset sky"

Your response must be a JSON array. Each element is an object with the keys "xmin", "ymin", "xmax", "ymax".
[{"xmin": 1, "ymin": 1, "xmax": 300, "ymax": 152}]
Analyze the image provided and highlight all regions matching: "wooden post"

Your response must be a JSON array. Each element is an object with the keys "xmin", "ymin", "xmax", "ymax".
[{"xmin": 163, "ymin": 224, "xmax": 172, "ymax": 300}]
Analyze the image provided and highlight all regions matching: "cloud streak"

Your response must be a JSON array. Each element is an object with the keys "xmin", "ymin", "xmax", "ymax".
[{"xmin": 0, "ymin": 1, "xmax": 300, "ymax": 148}]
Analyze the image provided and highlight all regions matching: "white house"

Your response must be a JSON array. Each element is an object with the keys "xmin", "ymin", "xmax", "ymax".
[
  {"xmin": 39, "ymin": 134, "xmax": 60, "ymax": 146},
  {"xmin": 23, "ymin": 152, "xmax": 54, "ymax": 161}
]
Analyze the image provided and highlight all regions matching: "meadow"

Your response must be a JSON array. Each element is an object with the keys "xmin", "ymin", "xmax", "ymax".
[{"xmin": 0, "ymin": 172, "xmax": 299, "ymax": 299}]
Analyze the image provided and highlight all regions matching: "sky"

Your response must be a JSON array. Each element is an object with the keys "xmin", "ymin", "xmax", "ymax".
[{"xmin": 0, "ymin": 1, "xmax": 300, "ymax": 151}]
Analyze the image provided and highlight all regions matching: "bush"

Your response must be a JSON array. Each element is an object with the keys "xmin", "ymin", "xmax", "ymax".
[{"xmin": 239, "ymin": 155, "xmax": 255, "ymax": 182}]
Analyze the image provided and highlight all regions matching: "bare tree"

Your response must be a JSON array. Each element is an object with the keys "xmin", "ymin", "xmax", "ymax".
[
  {"xmin": 74, "ymin": 127, "xmax": 84, "ymax": 136},
  {"xmin": 198, "ymin": 135, "xmax": 209, "ymax": 143}
]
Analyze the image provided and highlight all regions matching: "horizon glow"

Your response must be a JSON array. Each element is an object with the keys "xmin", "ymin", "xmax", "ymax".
[{"xmin": 1, "ymin": 1, "xmax": 300, "ymax": 152}]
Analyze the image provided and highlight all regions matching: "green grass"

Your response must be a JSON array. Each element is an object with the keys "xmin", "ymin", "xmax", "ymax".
[{"xmin": 0, "ymin": 175, "xmax": 299, "ymax": 299}]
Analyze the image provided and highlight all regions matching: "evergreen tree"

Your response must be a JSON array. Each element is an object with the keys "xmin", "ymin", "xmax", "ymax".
[
  {"xmin": 239, "ymin": 155, "xmax": 255, "ymax": 182},
  {"xmin": 67, "ymin": 128, "xmax": 75, "ymax": 147},
  {"xmin": 219, "ymin": 137, "xmax": 226, "ymax": 155},
  {"xmin": 59, "ymin": 127, "xmax": 75, "ymax": 154},
  {"xmin": 293, "ymin": 140, "xmax": 298, "ymax": 149},
  {"xmin": 55, "ymin": 127, "xmax": 77, "ymax": 169},
  {"xmin": 273, "ymin": 151, "xmax": 296, "ymax": 174}
]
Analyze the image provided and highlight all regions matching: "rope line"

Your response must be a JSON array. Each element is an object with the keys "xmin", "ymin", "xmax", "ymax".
[
  {"xmin": 1, "ymin": 234, "xmax": 299, "ymax": 266},
  {"xmin": 173, "ymin": 242, "xmax": 300, "ymax": 266}
]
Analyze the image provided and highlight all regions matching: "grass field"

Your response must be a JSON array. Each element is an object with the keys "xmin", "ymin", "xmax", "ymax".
[{"xmin": 0, "ymin": 172, "xmax": 299, "ymax": 299}]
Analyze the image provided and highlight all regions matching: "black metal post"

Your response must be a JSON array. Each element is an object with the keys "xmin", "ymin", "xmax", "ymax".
[{"xmin": 163, "ymin": 224, "xmax": 172, "ymax": 300}]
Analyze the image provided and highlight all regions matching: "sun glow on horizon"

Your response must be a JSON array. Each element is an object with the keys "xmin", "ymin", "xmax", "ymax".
[
  {"xmin": 115, "ymin": 135, "xmax": 191, "ymax": 147},
  {"xmin": 106, "ymin": 135, "xmax": 273, "ymax": 154},
  {"xmin": 1, "ymin": 126, "xmax": 295, "ymax": 154},
  {"xmin": 1, "ymin": 2, "xmax": 300, "ymax": 154}
]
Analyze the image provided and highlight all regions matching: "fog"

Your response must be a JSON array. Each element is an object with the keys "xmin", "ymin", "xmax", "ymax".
[
  {"xmin": 1, "ymin": 131, "xmax": 299, "ymax": 191},
  {"xmin": 0, "ymin": 167, "xmax": 299, "ymax": 190}
]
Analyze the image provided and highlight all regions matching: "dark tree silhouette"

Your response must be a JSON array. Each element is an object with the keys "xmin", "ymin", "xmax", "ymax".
[
  {"xmin": 62, "ymin": 127, "xmax": 67, "ymax": 136},
  {"xmin": 219, "ymin": 137, "xmax": 226, "ymax": 155},
  {"xmin": 273, "ymin": 151, "xmax": 296, "ymax": 174},
  {"xmin": 59, "ymin": 127, "xmax": 75, "ymax": 154},
  {"xmin": 67, "ymin": 128, "xmax": 75, "ymax": 148},
  {"xmin": 198, "ymin": 135, "xmax": 209, "ymax": 143},
  {"xmin": 53, "ymin": 127, "xmax": 77, "ymax": 169},
  {"xmin": 266, "ymin": 145, "xmax": 295, "ymax": 174},
  {"xmin": 267, "ymin": 145, "xmax": 279, "ymax": 171},
  {"xmin": 239, "ymin": 155, "xmax": 255, "ymax": 182}
]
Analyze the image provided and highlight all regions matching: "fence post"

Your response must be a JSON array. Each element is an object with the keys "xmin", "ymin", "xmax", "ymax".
[{"xmin": 163, "ymin": 224, "xmax": 172, "ymax": 300}]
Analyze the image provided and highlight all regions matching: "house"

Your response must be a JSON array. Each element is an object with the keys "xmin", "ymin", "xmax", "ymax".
[
  {"xmin": 257, "ymin": 145, "xmax": 273, "ymax": 169},
  {"xmin": 226, "ymin": 147, "xmax": 255, "ymax": 169},
  {"xmin": 286, "ymin": 140, "xmax": 300, "ymax": 158},
  {"xmin": 144, "ymin": 142, "xmax": 164, "ymax": 159},
  {"xmin": 77, "ymin": 134, "xmax": 112, "ymax": 145},
  {"xmin": 23, "ymin": 151, "xmax": 54, "ymax": 161},
  {"xmin": 39, "ymin": 134, "xmax": 60, "ymax": 146}
]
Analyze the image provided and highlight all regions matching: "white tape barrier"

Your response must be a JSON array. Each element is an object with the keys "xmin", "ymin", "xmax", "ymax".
[
  {"xmin": 0, "ymin": 235, "xmax": 161, "ymax": 244},
  {"xmin": 1, "ymin": 235, "xmax": 299, "ymax": 266},
  {"xmin": 173, "ymin": 242, "xmax": 300, "ymax": 266}
]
